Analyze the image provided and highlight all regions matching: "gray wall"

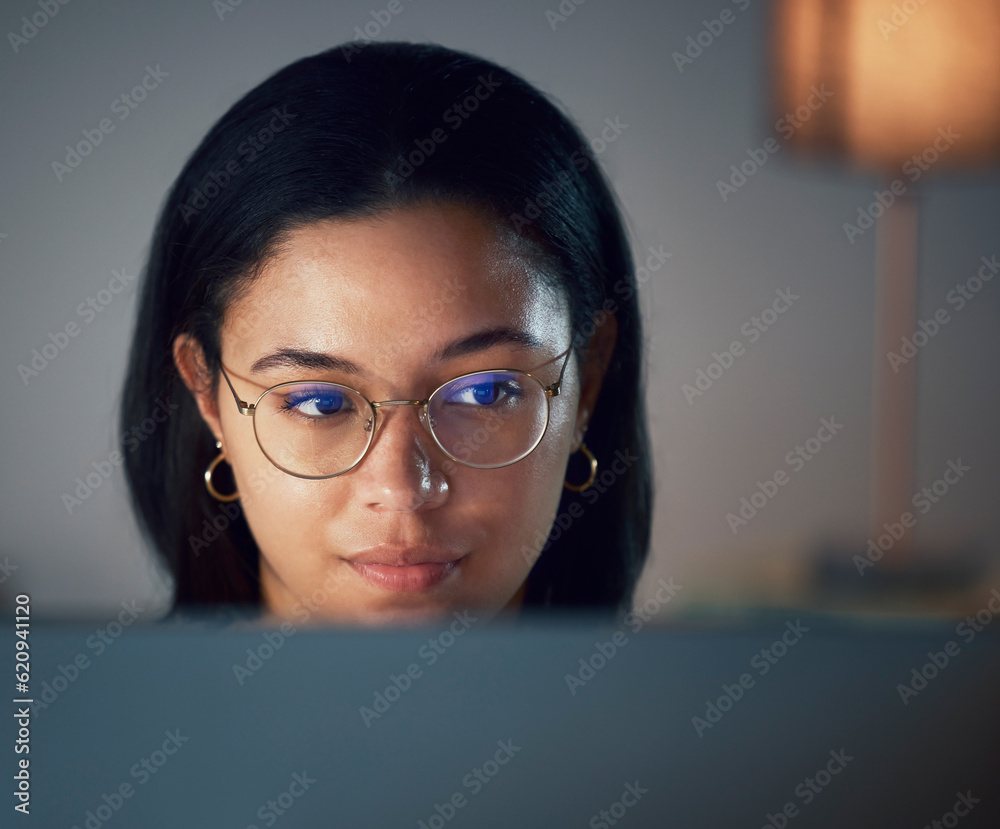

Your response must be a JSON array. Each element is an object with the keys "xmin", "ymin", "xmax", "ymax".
[{"xmin": 2, "ymin": 0, "xmax": 998, "ymax": 617}]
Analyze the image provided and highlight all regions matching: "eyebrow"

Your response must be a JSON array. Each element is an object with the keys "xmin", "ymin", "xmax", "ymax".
[{"xmin": 249, "ymin": 326, "xmax": 544, "ymax": 375}]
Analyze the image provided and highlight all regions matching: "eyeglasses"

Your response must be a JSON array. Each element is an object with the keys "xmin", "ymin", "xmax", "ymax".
[{"xmin": 218, "ymin": 347, "xmax": 574, "ymax": 479}]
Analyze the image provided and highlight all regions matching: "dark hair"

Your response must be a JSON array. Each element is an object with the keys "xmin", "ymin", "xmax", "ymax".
[{"xmin": 120, "ymin": 41, "xmax": 653, "ymax": 618}]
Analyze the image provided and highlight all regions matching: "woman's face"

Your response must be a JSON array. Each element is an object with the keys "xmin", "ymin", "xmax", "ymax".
[{"xmin": 176, "ymin": 202, "xmax": 614, "ymax": 626}]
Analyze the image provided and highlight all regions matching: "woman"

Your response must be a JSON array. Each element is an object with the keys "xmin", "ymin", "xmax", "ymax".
[{"xmin": 119, "ymin": 41, "xmax": 652, "ymax": 626}]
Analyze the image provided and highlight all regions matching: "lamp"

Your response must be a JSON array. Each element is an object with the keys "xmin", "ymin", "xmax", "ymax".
[{"xmin": 769, "ymin": 0, "xmax": 1000, "ymax": 566}]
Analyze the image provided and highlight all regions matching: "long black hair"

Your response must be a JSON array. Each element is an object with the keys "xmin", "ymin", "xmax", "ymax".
[{"xmin": 120, "ymin": 41, "xmax": 653, "ymax": 618}]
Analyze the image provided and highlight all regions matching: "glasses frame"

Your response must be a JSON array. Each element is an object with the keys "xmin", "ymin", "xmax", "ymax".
[{"xmin": 217, "ymin": 346, "xmax": 574, "ymax": 480}]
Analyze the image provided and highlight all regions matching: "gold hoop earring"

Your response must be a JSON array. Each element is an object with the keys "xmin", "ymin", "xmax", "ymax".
[
  {"xmin": 564, "ymin": 442, "xmax": 598, "ymax": 492},
  {"xmin": 205, "ymin": 441, "xmax": 240, "ymax": 502}
]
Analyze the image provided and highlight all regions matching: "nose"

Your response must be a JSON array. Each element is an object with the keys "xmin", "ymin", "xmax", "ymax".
[{"xmin": 354, "ymin": 404, "xmax": 449, "ymax": 512}]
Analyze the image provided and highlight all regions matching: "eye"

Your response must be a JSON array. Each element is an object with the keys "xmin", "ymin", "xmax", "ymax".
[
  {"xmin": 279, "ymin": 386, "xmax": 355, "ymax": 418},
  {"xmin": 444, "ymin": 373, "xmax": 524, "ymax": 406}
]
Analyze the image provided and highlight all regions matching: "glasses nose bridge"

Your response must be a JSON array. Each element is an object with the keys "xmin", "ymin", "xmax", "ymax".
[{"xmin": 369, "ymin": 398, "xmax": 433, "ymax": 436}]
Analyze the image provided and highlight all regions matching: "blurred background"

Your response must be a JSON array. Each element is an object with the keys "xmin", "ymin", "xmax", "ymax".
[{"xmin": 2, "ymin": 0, "xmax": 998, "ymax": 620}]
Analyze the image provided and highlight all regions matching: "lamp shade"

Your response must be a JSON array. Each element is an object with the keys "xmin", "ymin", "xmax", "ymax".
[{"xmin": 770, "ymin": 0, "xmax": 1000, "ymax": 171}]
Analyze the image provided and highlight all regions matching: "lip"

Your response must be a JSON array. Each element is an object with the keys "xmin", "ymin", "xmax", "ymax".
[{"xmin": 345, "ymin": 546, "xmax": 465, "ymax": 593}]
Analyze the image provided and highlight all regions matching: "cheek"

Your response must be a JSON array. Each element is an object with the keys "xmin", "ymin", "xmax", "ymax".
[
  {"xmin": 225, "ymin": 433, "xmax": 332, "ymax": 556},
  {"xmin": 220, "ymin": 399, "xmax": 323, "ymax": 509},
  {"xmin": 465, "ymin": 415, "xmax": 573, "ymax": 559}
]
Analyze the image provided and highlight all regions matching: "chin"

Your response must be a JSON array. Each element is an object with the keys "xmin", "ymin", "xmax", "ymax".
[{"xmin": 347, "ymin": 600, "xmax": 478, "ymax": 628}]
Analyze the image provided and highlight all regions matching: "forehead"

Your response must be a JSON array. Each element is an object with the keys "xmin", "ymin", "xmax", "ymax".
[{"xmin": 222, "ymin": 202, "xmax": 568, "ymax": 369}]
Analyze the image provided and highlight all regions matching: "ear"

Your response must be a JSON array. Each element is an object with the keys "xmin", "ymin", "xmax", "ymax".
[
  {"xmin": 571, "ymin": 311, "xmax": 618, "ymax": 453},
  {"xmin": 173, "ymin": 333, "xmax": 224, "ymax": 445}
]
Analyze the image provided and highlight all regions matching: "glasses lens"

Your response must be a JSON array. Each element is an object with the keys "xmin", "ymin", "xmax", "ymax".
[
  {"xmin": 253, "ymin": 383, "xmax": 372, "ymax": 478},
  {"xmin": 428, "ymin": 371, "xmax": 548, "ymax": 467}
]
